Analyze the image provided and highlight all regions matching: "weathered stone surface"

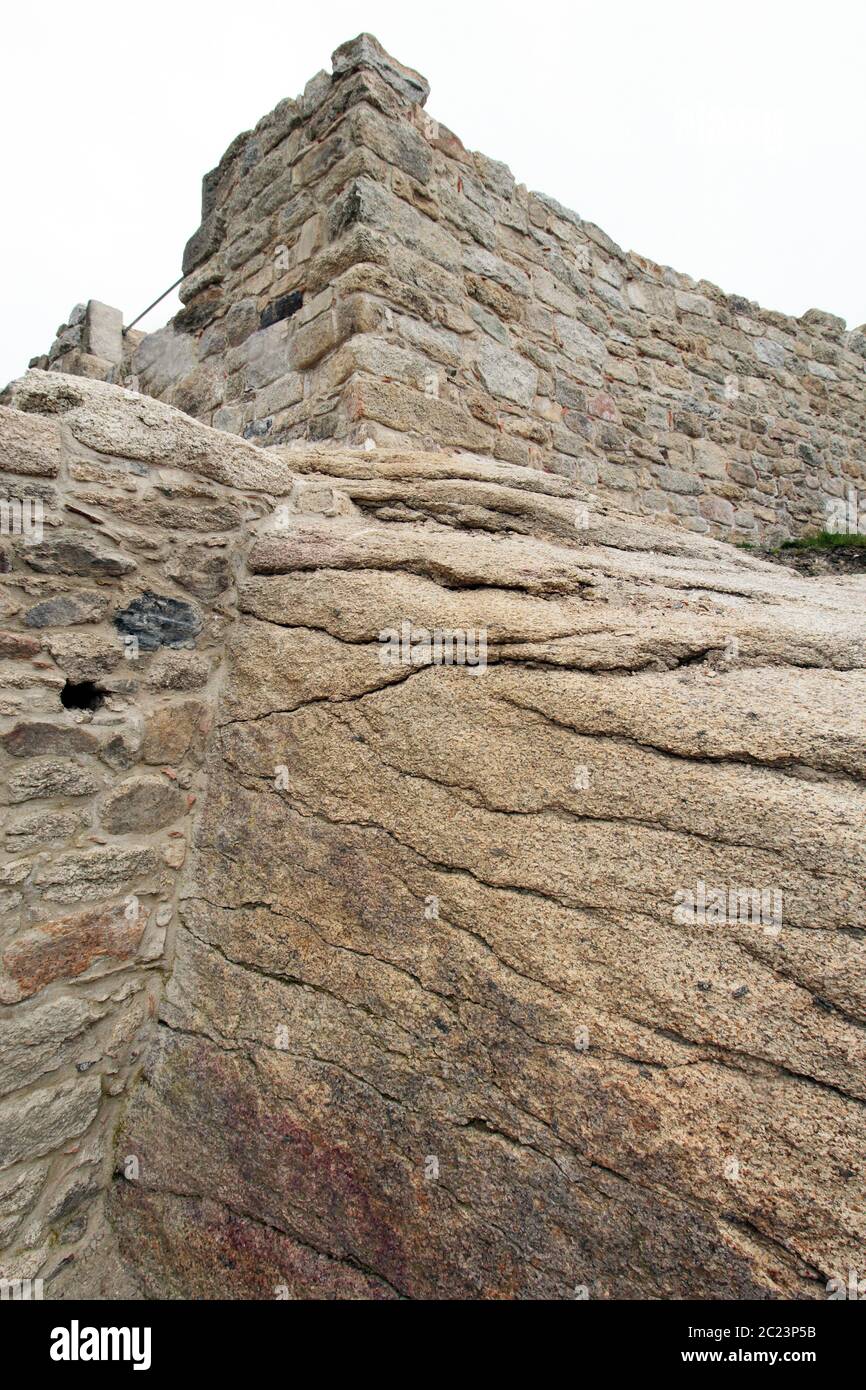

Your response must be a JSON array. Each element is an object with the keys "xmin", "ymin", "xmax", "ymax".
[
  {"xmin": 164, "ymin": 542, "xmax": 232, "ymax": 603},
  {"xmin": 5, "ymin": 807, "xmax": 87, "ymax": 852},
  {"xmin": 7, "ymin": 757, "xmax": 100, "ymax": 803},
  {"xmin": 3, "ymin": 37, "xmax": 866, "ymax": 1303},
  {"xmin": 34, "ymin": 845, "xmax": 158, "ymax": 904},
  {"xmin": 475, "ymin": 341, "xmax": 538, "ymax": 406},
  {"xmin": 80, "ymin": 490, "xmax": 242, "ymax": 533},
  {"xmin": 112, "ymin": 1188, "xmax": 398, "ymax": 1300},
  {"xmin": 5, "ymin": 372, "xmax": 297, "ymax": 493},
  {"xmin": 107, "ymin": 444, "xmax": 865, "ymax": 1301},
  {"xmin": 145, "ymin": 650, "xmax": 212, "ymax": 690},
  {"xmin": 0, "ymin": 1079, "xmax": 101, "ymax": 1170},
  {"xmin": 0, "ymin": 1165, "xmax": 47, "ymax": 1244},
  {"xmin": 0, "ymin": 902, "xmax": 148, "ymax": 1002},
  {"xmin": 100, "ymin": 776, "xmax": 185, "ymax": 834},
  {"xmin": 1, "ymin": 721, "xmax": 100, "ymax": 760},
  {"xmin": 84, "ymin": 302, "xmax": 123, "ymax": 365},
  {"xmin": 24, "ymin": 591, "xmax": 109, "ymax": 628},
  {"xmin": 0, "ymin": 629, "xmax": 41, "ymax": 658},
  {"xmin": 0, "ymin": 405, "xmax": 62, "ymax": 475},
  {"xmin": 332, "ymin": 32, "xmax": 430, "ymax": 107},
  {"xmin": 182, "ymin": 211, "xmax": 226, "ymax": 277},
  {"xmin": 224, "ymin": 618, "xmax": 405, "ymax": 722},
  {"xmin": 46, "ymin": 631, "xmax": 122, "ymax": 682},
  {"xmin": 141, "ymin": 700, "xmax": 210, "ymax": 765},
  {"xmin": 0, "ymin": 994, "xmax": 112, "ymax": 1094},
  {"xmin": 23, "ymin": 534, "xmax": 137, "ymax": 579}
]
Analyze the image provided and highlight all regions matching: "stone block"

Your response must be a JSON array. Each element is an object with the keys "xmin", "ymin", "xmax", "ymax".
[
  {"xmin": 84, "ymin": 302, "xmax": 123, "ymax": 365},
  {"xmin": 691, "ymin": 439, "xmax": 728, "ymax": 480},
  {"xmin": 8, "ymin": 758, "xmax": 100, "ymax": 803},
  {"xmin": 350, "ymin": 105, "xmax": 432, "ymax": 183},
  {"xmin": 652, "ymin": 466, "xmax": 704, "ymax": 495},
  {"xmin": 344, "ymin": 377, "xmax": 490, "ymax": 449},
  {"xmin": 289, "ymin": 311, "xmax": 340, "ymax": 371},
  {"xmin": 754, "ymin": 337, "xmax": 786, "ymax": 370},
  {"xmin": 0, "ymin": 406, "xmax": 62, "ymax": 477},
  {"xmin": 182, "ymin": 212, "xmax": 226, "ymax": 277},
  {"xmin": 0, "ymin": 1079, "xmax": 102, "ymax": 1169},
  {"xmin": 331, "ymin": 33, "xmax": 430, "ymax": 107},
  {"xmin": 244, "ymin": 321, "xmax": 291, "ymax": 390},
  {"xmin": 23, "ymin": 534, "xmax": 136, "ymax": 578},
  {"xmin": 475, "ymin": 342, "xmax": 538, "ymax": 407},
  {"xmin": 100, "ymin": 777, "xmax": 186, "ymax": 835}
]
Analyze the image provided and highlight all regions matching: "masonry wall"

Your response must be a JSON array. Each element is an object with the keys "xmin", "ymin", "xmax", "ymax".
[
  {"xmin": 27, "ymin": 34, "xmax": 866, "ymax": 542},
  {"xmin": 0, "ymin": 371, "xmax": 301, "ymax": 1288}
]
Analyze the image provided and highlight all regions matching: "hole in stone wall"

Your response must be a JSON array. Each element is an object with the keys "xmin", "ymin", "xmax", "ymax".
[{"xmin": 60, "ymin": 680, "xmax": 107, "ymax": 712}]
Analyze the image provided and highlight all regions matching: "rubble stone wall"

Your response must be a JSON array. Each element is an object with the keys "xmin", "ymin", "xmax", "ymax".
[{"xmin": 0, "ymin": 371, "xmax": 298, "ymax": 1287}]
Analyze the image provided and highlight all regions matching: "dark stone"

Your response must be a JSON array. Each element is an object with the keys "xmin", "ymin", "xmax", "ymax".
[
  {"xmin": 173, "ymin": 294, "xmax": 223, "ymax": 336},
  {"xmin": 25, "ymin": 592, "xmax": 108, "ymax": 628},
  {"xmin": 331, "ymin": 33, "xmax": 430, "ymax": 107},
  {"xmin": 307, "ymin": 411, "xmax": 340, "ymax": 441},
  {"xmin": 100, "ymin": 734, "xmax": 138, "ymax": 770},
  {"xmin": 200, "ymin": 167, "xmax": 221, "ymax": 222},
  {"xmin": 114, "ymin": 592, "xmax": 202, "ymax": 651},
  {"xmin": 242, "ymin": 418, "xmax": 273, "ymax": 440},
  {"xmin": 260, "ymin": 292, "xmax": 303, "ymax": 330},
  {"xmin": 727, "ymin": 295, "xmax": 753, "ymax": 316}
]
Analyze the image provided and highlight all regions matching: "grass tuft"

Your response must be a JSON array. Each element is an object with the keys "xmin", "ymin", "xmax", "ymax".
[{"xmin": 780, "ymin": 530, "xmax": 866, "ymax": 552}]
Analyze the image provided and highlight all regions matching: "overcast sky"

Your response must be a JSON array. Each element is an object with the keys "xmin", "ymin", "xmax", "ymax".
[{"xmin": 2, "ymin": 0, "xmax": 863, "ymax": 389}]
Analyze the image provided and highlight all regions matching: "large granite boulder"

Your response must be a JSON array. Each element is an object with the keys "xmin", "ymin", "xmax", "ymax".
[{"xmin": 107, "ymin": 446, "xmax": 866, "ymax": 1299}]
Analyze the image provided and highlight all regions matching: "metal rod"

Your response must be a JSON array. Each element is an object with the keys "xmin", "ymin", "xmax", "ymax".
[{"xmin": 123, "ymin": 276, "xmax": 184, "ymax": 334}]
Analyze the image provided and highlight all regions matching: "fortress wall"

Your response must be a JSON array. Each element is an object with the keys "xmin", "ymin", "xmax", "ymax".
[
  {"xmin": 0, "ymin": 371, "xmax": 296, "ymax": 1288},
  {"xmin": 25, "ymin": 35, "xmax": 866, "ymax": 541}
]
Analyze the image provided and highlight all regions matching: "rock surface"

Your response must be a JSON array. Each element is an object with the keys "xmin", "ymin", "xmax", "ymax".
[{"xmin": 107, "ymin": 442, "xmax": 866, "ymax": 1300}]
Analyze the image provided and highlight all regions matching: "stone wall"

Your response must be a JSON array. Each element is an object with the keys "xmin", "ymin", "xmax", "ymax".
[
  {"xmin": 27, "ymin": 34, "xmax": 866, "ymax": 544},
  {"xmin": 0, "ymin": 371, "xmax": 299, "ymax": 1288}
]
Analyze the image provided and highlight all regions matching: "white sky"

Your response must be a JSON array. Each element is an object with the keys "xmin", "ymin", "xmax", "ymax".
[{"xmin": 2, "ymin": 0, "xmax": 864, "ymax": 389}]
